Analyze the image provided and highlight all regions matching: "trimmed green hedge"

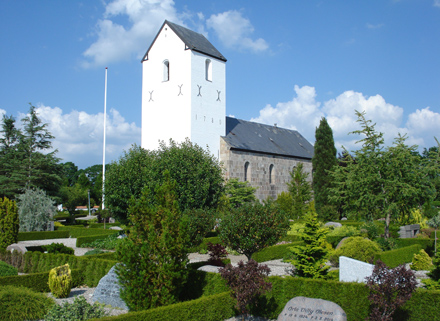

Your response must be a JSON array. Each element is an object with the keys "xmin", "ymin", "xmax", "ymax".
[
  {"xmin": 76, "ymin": 233, "xmax": 119, "ymax": 247},
  {"xmin": 90, "ymin": 292, "xmax": 235, "ymax": 321},
  {"xmin": 65, "ymin": 227, "xmax": 117, "ymax": 238},
  {"xmin": 251, "ymin": 242, "xmax": 302, "ymax": 262},
  {"xmin": 395, "ymin": 238, "xmax": 434, "ymax": 251},
  {"xmin": 88, "ymin": 223, "xmax": 121, "ymax": 229},
  {"xmin": 22, "ymin": 251, "xmax": 116, "ymax": 287},
  {"xmin": 180, "ymin": 270, "xmax": 229, "ymax": 301},
  {"xmin": 17, "ymin": 230, "xmax": 70, "ymax": 241},
  {"xmin": 374, "ymin": 244, "xmax": 422, "ymax": 268},
  {"xmin": 0, "ymin": 269, "xmax": 83, "ymax": 292}
]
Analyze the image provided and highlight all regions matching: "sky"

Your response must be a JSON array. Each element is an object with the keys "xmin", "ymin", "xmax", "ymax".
[{"xmin": 1, "ymin": 0, "xmax": 439, "ymax": 169}]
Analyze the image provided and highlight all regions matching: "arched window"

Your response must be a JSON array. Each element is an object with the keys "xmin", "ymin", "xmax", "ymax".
[
  {"xmin": 244, "ymin": 161, "xmax": 250, "ymax": 182},
  {"xmin": 205, "ymin": 59, "xmax": 212, "ymax": 81},
  {"xmin": 163, "ymin": 60, "xmax": 169, "ymax": 81},
  {"xmin": 269, "ymin": 164, "xmax": 274, "ymax": 184}
]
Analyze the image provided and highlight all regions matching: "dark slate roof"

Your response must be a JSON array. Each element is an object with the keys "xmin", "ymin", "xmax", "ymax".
[
  {"xmin": 142, "ymin": 20, "xmax": 227, "ymax": 62},
  {"xmin": 223, "ymin": 117, "xmax": 314, "ymax": 159}
]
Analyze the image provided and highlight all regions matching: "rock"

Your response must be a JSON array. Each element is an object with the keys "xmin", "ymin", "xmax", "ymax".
[
  {"xmin": 109, "ymin": 226, "xmax": 123, "ymax": 230},
  {"xmin": 117, "ymin": 234, "xmax": 127, "ymax": 239},
  {"xmin": 91, "ymin": 265, "xmax": 128, "ymax": 310},
  {"xmin": 277, "ymin": 296, "xmax": 347, "ymax": 321},
  {"xmin": 324, "ymin": 222, "xmax": 342, "ymax": 228}
]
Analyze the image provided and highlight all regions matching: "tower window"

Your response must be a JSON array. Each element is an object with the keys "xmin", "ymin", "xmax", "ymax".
[
  {"xmin": 205, "ymin": 59, "xmax": 212, "ymax": 81},
  {"xmin": 163, "ymin": 60, "xmax": 169, "ymax": 81}
]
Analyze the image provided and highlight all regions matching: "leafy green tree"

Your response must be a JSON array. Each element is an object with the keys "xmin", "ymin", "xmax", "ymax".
[
  {"xmin": 183, "ymin": 208, "xmax": 216, "ymax": 249},
  {"xmin": 0, "ymin": 197, "xmax": 19, "ymax": 250},
  {"xmin": 106, "ymin": 140, "xmax": 224, "ymax": 222},
  {"xmin": 287, "ymin": 207, "xmax": 329, "ymax": 279},
  {"xmin": 329, "ymin": 111, "xmax": 433, "ymax": 238},
  {"xmin": 116, "ymin": 172, "xmax": 189, "ymax": 311},
  {"xmin": 275, "ymin": 191, "xmax": 294, "ymax": 218},
  {"xmin": 61, "ymin": 162, "xmax": 79, "ymax": 187},
  {"xmin": 105, "ymin": 145, "xmax": 155, "ymax": 222},
  {"xmin": 17, "ymin": 188, "xmax": 56, "ymax": 231},
  {"xmin": 287, "ymin": 163, "xmax": 312, "ymax": 219},
  {"xmin": 219, "ymin": 200, "xmax": 290, "ymax": 260},
  {"xmin": 312, "ymin": 117, "xmax": 338, "ymax": 221},
  {"xmin": 60, "ymin": 184, "xmax": 88, "ymax": 214},
  {"xmin": 224, "ymin": 178, "xmax": 257, "ymax": 208}
]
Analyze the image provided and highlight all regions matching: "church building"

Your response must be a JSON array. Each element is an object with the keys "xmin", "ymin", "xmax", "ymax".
[{"xmin": 141, "ymin": 21, "xmax": 314, "ymax": 201}]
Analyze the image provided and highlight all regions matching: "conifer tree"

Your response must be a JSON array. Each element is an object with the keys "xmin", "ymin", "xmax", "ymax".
[
  {"xmin": 288, "ymin": 205, "xmax": 329, "ymax": 279},
  {"xmin": 312, "ymin": 117, "xmax": 337, "ymax": 221},
  {"xmin": 287, "ymin": 163, "xmax": 312, "ymax": 219}
]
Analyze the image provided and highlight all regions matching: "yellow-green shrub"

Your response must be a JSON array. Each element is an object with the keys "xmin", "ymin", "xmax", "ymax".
[
  {"xmin": 411, "ymin": 249, "xmax": 433, "ymax": 271},
  {"xmin": 48, "ymin": 264, "xmax": 72, "ymax": 298}
]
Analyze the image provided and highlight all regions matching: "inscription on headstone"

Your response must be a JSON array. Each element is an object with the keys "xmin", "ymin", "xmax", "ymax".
[{"xmin": 277, "ymin": 297, "xmax": 347, "ymax": 321}]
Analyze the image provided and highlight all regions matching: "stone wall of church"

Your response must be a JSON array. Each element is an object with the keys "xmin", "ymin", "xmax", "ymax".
[{"xmin": 220, "ymin": 138, "xmax": 313, "ymax": 201}]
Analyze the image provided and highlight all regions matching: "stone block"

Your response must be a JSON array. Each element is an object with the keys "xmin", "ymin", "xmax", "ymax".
[
  {"xmin": 91, "ymin": 265, "xmax": 128, "ymax": 310},
  {"xmin": 339, "ymin": 256, "xmax": 374, "ymax": 283}
]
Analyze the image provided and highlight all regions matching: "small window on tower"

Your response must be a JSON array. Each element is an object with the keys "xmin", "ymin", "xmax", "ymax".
[
  {"xmin": 163, "ymin": 60, "xmax": 170, "ymax": 81},
  {"xmin": 205, "ymin": 59, "xmax": 212, "ymax": 81}
]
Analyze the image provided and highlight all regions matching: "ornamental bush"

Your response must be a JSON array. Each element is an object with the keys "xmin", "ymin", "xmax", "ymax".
[
  {"xmin": 411, "ymin": 249, "xmax": 433, "ymax": 271},
  {"xmin": 0, "ymin": 285, "xmax": 55, "ymax": 321},
  {"xmin": 42, "ymin": 242, "xmax": 75, "ymax": 255},
  {"xmin": 48, "ymin": 264, "xmax": 72, "ymax": 298},
  {"xmin": 17, "ymin": 187, "xmax": 56, "ymax": 232},
  {"xmin": 219, "ymin": 200, "xmax": 289, "ymax": 260},
  {"xmin": 329, "ymin": 236, "xmax": 381, "ymax": 267},
  {"xmin": 0, "ymin": 196, "xmax": 19, "ymax": 250},
  {"xmin": 44, "ymin": 296, "xmax": 107, "ymax": 321},
  {"xmin": 0, "ymin": 260, "xmax": 18, "ymax": 276},
  {"xmin": 219, "ymin": 259, "xmax": 272, "ymax": 316}
]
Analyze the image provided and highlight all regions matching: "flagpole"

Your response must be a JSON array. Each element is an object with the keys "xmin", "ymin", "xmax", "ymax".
[{"xmin": 102, "ymin": 67, "xmax": 108, "ymax": 210}]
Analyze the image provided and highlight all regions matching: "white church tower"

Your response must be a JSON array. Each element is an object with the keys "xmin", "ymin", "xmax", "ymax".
[{"xmin": 141, "ymin": 21, "xmax": 227, "ymax": 159}]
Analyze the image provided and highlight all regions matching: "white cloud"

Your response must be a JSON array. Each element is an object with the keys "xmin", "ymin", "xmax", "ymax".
[
  {"xmin": 434, "ymin": 0, "xmax": 440, "ymax": 8},
  {"xmin": 0, "ymin": 108, "xmax": 5, "ymax": 118},
  {"xmin": 82, "ymin": 0, "xmax": 180, "ymax": 68},
  {"xmin": 32, "ymin": 104, "xmax": 141, "ymax": 168},
  {"xmin": 251, "ymin": 85, "xmax": 440, "ymax": 153},
  {"xmin": 206, "ymin": 10, "xmax": 268, "ymax": 52},
  {"xmin": 251, "ymin": 85, "xmax": 323, "ymax": 141},
  {"xmin": 366, "ymin": 23, "xmax": 384, "ymax": 29}
]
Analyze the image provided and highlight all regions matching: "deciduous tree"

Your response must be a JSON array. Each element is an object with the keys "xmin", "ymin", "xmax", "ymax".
[{"xmin": 219, "ymin": 201, "xmax": 289, "ymax": 260}]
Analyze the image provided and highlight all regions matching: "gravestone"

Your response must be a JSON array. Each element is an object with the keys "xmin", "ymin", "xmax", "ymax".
[
  {"xmin": 91, "ymin": 265, "xmax": 128, "ymax": 310},
  {"xmin": 339, "ymin": 256, "xmax": 374, "ymax": 283},
  {"xmin": 277, "ymin": 296, "xmax": 347, "ymax": 321}
]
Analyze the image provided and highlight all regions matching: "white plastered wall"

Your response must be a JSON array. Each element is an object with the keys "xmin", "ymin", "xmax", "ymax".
[{"xmin": 141, "ymin": 24, "xmax": 192, "ymax": 151}]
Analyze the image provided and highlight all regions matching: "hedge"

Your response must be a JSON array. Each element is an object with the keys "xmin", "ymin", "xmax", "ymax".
[
  {"xmin": 395, "ymin": 238, "xmax": 434, "ymax": 251},
  {"xmin": 22, "ymin": 251, "xmax": 117, "ymax": 287},
  {"xmin": 17, "ymin": 230, "xmax": 70, "ymax": 241},
  {"xmin": 374, "ymin": 244, "xmax": 422, "ymax": 268},
  {"xmin": 90, "ymin": 292, "xmax": 235, "ymax": 321},
  {"xmin": 251, "ymin": 242, "xmax": 303, "ymax": 262},
  {"xmin": 0, "ymin": 268, "xmax": 83, "ymax": 292},
  {"xmin": 180, "ymin": 269, "xmax": 229, "ymax": 301},
  {"xmin": 63, "ymin": 227, "xmax": 117, "ymax": 238},
  {"xmin": 76, "ymin": 233, "xmax": 119, "ymax": 247}
]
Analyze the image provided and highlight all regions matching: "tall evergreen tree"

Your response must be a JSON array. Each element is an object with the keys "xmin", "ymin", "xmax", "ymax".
[
  {"xmin": 19, "ymin": 104, "xmax": 63, "ymax": 199},
  {"xmin": 312, "ymin": 117, "xmax": 337, "ymax": 221},
  {"xmin": 0, "ymin": 115, "xmax": 25, "ymax": 198},
  {"xmin": 287, "ymin": 163, "xmax": 312, "ymax": 219}
]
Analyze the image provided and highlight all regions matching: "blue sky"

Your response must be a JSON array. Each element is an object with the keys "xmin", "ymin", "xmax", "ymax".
[{"xmin": 1, "ymin": 0, "xmax": 439, "ymax": 169}]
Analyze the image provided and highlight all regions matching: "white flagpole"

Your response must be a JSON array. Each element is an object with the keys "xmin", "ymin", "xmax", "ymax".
[{"xmin": 102, "ymin": 67, "xmax": 108, "ymax": 210}]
